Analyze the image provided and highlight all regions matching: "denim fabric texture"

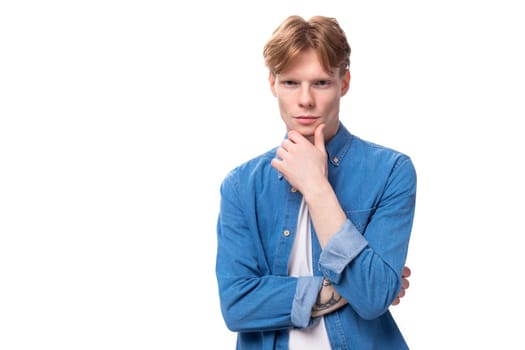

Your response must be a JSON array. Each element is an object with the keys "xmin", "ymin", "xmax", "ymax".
[{"xmin": 216, "ymin": 122, "xmax": 416, "ymax": 350}]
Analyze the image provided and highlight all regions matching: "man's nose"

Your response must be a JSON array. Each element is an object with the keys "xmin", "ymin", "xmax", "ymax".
[{"xmin": 298, "ymin": 86, "xmax": 314, "ymax": 108}]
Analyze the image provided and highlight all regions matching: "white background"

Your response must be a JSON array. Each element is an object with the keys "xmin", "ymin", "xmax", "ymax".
[{"xmin": 1, "ymin": 1, "xmax": 524, "ymax": 349}]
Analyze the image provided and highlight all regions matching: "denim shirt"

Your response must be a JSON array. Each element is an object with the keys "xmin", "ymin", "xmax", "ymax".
[{"xmin": 216, "ymin": 123, "xmax": 416, "ymax": 350}]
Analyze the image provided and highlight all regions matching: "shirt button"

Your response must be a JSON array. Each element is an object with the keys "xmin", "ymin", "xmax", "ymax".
[
  {"xmin": 333, "ymin": 156, "xmax": 339, "ymax": 164},
  {"xmin": 291, "ymin": 187, "xmax": 297, "ymax": 192},
  {"xmin": 283, "ymin": 230, "xmax": 290, "ymax": 237}
]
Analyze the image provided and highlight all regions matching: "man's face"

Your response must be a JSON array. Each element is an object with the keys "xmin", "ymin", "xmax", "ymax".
[{"xmin": 269, "ymin": 48, "xmax": 350, "ymax": 143}]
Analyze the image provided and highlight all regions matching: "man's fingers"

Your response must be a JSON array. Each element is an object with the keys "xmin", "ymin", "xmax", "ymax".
[
  {"xmin": 392, "ymin": 267, "xmax": 411, "ymax": 307},
  {"xmin": 402, "ymin": 266, "xmax": 411, "ymax": 278},
  {"xmin": 280, "ymin": 138, "xmax": 294, "ymax": 151},
  {"xmin": 314, "ymin": 123, "xmax": 326, "ymax": 151}
]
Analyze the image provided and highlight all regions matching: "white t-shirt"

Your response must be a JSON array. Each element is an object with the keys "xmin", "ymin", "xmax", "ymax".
[{"xmin": 288, "ymin": 199, "xmax": 331, "ymax": 349}]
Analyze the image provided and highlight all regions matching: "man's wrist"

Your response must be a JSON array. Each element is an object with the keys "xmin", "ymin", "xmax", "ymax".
[{"xmin": 311, "ymin": 279, "xmax": 348, "ymax": 317}]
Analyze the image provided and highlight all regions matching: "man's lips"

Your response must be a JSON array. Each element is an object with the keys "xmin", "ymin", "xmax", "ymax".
[{"xmin": 294, "ymin": 116, "xmax": 320, "ymax": 125}]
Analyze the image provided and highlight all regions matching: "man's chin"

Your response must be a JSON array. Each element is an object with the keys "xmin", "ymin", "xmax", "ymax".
[
  {"xmin": 296, "ymin": 128, "xmax": 316, "ymax": 142},
  {"xmin": 295, "ymin": 124, "xmax": 316, "ymax": 135}
]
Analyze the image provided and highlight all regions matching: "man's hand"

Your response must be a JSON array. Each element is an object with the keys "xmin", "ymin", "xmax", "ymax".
[
  {"xmin": 391, "ymin": 266, "xmax": 411, "ymax": 306},
  {"xmin": 271, "ymin": 124, "xmax": 328, "ymax": 194}
]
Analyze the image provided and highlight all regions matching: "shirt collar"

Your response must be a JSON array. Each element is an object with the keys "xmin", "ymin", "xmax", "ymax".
[{"xmin": 326, "ymin": 122, "xmax": 353, "ymax": 167}]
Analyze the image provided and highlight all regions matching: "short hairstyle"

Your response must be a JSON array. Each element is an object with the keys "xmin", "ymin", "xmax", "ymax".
[{"xmin": 263, "ymin": 15, "xmax": 351, "ymax": 76}]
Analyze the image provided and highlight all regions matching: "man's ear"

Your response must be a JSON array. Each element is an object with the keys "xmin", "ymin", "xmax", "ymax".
[
  {"xmin": 269, "ymin": 72, "xmax": 277, "ymax": 97},
  {"xmin": 341, "ymin": 70, "xmax": 351, "ymax": 96}
]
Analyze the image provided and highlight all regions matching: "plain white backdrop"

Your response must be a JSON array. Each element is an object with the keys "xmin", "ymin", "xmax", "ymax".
[{"xmin": 1, "ymin": 1, "xmax": 524, "ymax": 348}]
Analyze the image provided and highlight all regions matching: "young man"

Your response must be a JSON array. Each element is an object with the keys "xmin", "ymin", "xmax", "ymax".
[{"xmin": 216, "ymin": 15, "xmax": 417, "ymax": 349}]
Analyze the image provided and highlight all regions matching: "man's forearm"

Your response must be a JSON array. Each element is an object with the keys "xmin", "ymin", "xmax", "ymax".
[
  {"xmin": 311, "ymin": 279, "xmax": 348, "ymax": 317},
  {"xmin": 303, "ymin": 179, "xmax": 346, "ymax": 248}
]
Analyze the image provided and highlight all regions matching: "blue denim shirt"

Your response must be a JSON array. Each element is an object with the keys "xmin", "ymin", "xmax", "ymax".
[{"xmin": 216, "ymin": 123, "xmax": 416, "ymax": 350}]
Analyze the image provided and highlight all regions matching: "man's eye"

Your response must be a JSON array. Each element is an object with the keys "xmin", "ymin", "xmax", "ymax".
[
  {"xmin": 315, "ymin": 80, "xmax": 331, "ymax": 87},
  {"xmin": 282, "ymin": 80, "xmax": 297, "ymax": 86}
]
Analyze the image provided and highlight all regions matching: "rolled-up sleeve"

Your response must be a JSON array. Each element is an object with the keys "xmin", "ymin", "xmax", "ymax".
[
  {"xmin": 318, "ymin": 219, "xmax": 368, "ymax": 284},
  {"xmin": 291, "ymin": 276, "xmax": 324, "ymax": 328}
]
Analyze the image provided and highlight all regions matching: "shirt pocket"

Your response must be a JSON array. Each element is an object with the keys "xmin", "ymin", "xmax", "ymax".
[{"xmin": 344, "ymin": 207, "xmax": 376, "ymax": 234}]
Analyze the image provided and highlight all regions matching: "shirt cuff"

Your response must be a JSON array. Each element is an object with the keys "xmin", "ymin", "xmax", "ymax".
[
  {"xmin": 291, "ymin": 276, "xmax": 324, "ymax": 328},
  {"xmin": 318, "ymin": 219, "xmax": 368, "ymax": 284}
]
